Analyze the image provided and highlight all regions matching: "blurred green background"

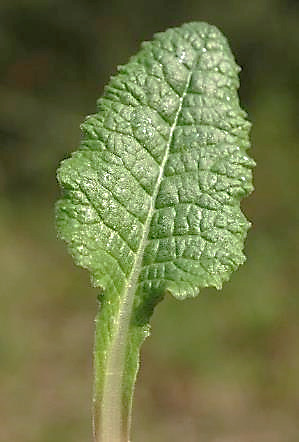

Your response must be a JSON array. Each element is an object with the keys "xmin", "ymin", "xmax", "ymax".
[{"xmin": 1, "ymin": 1, "xmax": 298, "ymax": 441}]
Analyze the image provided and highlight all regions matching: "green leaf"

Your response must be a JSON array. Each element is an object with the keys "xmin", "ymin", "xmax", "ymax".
[{"xmin": 56, "ymin": 21, "xmax": 254, "ymax": 442}]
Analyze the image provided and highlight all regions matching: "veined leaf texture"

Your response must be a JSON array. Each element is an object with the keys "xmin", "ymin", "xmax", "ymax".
[
  {"xmin": 56, "ymin": 22, "xmax": 254, "ymax": 440},
  {"xmin": 57, "ymin": 21, "xmax": 254, "ymax": 303}
]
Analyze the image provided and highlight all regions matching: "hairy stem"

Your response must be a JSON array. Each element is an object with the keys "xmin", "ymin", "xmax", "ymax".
[{"xmin": 93, "ymin": 287, "xmax": 146, "ymax": 442}]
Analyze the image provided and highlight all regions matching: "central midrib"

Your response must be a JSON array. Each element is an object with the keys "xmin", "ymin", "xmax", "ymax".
[{"xmin": 100, "ymin": 56, "xmax": 196, "ymax": 442}]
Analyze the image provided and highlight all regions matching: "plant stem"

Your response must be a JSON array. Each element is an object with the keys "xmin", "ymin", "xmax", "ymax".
[
  {"xmin": 93, "ymin": 300, "xmax": 133, "ymax": 442},
  {"xmin": 93, "ymin": 282, "xmax": 144, "ymax": 442}
]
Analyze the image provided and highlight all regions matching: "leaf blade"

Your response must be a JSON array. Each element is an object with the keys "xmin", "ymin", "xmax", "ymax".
[{"xmin": 56, "ymin": 21, "xmax": 254, "ymax": 441}]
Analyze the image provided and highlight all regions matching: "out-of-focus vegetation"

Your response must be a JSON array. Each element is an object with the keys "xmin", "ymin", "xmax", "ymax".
[{"xmin": 0, "ymin": 1, "xmax": 298, "ymax": 441}]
